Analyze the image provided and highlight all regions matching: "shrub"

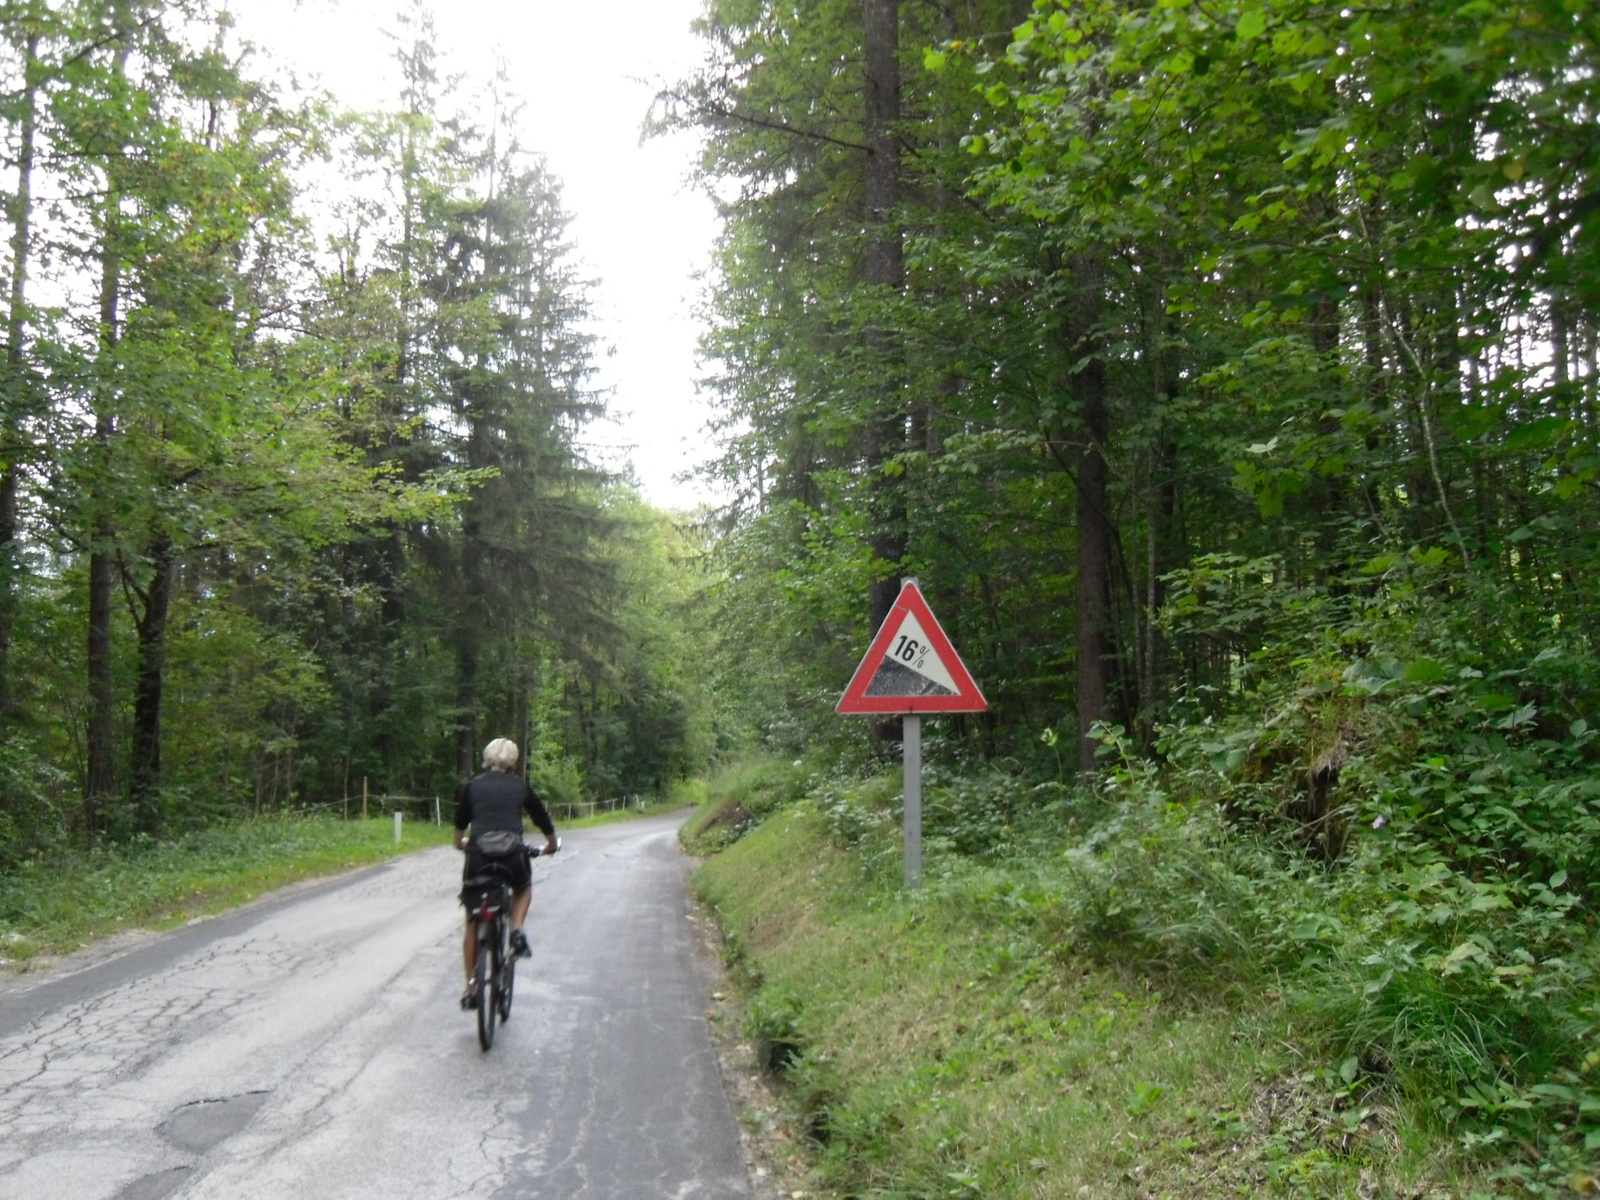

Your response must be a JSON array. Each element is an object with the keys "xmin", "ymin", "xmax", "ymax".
[{"xmin": 0, "ymin": 732, "xmax": 72, "ymax": 866}]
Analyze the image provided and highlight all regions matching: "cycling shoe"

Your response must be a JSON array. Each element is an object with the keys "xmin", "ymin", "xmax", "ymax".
[
  {"xmin": 460, "ymin": 987, "xmax": 479, "ymax": 1011},
  {"xmin": 510, "ymin": 930, "xmax": 531, "ymax": 958}
]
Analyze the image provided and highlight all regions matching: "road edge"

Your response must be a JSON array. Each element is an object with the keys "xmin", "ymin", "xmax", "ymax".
[{"xmin": 684, "ymin": 863, "xmax": 819, "ymax": 1200}]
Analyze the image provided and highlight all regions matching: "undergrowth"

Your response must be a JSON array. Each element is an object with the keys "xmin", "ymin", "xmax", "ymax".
[
  {"xmin": 697, "ymin": 801, "xmax": 1464, "ymax": 1198},
  {"xmin": 689, "ymin": 552, "xmax": 1600, "ymax": 1197}
]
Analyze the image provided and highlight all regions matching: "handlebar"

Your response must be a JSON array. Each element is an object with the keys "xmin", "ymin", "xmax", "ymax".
[{"xmin": 454, "ymin": 835, "xmax": 561, "ymax": 855}]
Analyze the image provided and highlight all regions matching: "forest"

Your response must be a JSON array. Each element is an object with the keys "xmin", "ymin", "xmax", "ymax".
[
  {"xmin": 0, "ymin": 0, "xmax": 724, "ymax": 849},
  {"xmin": 656, "ymin": 0, "xmax": 1600, "ymax": 1191},
  {"xmin": 2, "ymin": 0, "xmax": 1599, "ymax": 1188},
  {"xmin": 664, "ymin": 0, "xmax": 1599, "ymax": 775}
]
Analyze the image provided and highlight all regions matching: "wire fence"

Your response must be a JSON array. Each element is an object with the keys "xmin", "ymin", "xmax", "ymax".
[
  {"xmin": 293, "ymin": 794, "xmax": 442, "ymax": 823},
  {"xmin": 549, "ymin": 796, "xmax": 647, "ymax": 822},
  {"xmin": 294, "ymin": 792, "xmax": 647, "ymax": 826}
]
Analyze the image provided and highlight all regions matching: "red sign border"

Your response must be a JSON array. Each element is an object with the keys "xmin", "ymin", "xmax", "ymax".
[{"xmin": 837, "ymin": 581, "xmax": 988, "ymax": 714}]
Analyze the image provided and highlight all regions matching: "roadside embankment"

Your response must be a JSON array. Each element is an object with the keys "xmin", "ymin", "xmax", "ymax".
[{"xmin": 687, "ymin": 760, "xmax": 1475, "ymax": 1199}]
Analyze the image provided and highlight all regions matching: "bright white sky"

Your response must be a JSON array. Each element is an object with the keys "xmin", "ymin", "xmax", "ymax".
[{"xmin": 226, "ymin": 0, "xmax": 720, "ymax": 510}]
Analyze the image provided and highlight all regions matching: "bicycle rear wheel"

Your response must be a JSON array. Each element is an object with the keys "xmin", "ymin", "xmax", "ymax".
[
  {"xmin": 498, "ymin": 945, "xmax": 516, "ymax": 1022},
  {"xmin": 475, "ymin": 920, "xmax": 496, "ymax": 1051}
]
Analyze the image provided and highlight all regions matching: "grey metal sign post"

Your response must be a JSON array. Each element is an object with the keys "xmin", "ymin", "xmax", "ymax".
[
  {"xmin": 902, "ymin": 713, "xmax": 922, "ymax": 888},
  {"xmin": 836, "ymin": 578, "xmax": 986, "ymax": 889}
]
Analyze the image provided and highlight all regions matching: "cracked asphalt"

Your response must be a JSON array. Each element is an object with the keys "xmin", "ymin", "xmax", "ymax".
[{"xmin": 0, "ymin": 813, "xmax": 753, "ymax": 1200}]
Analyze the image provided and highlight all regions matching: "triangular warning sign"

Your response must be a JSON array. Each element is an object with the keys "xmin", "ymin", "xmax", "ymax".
[{"xmin": 837, "ymin": 581, "xmax": 987, "ymax": 714}]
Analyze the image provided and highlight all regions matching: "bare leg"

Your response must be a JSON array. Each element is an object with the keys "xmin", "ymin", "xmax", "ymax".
[
  {"xmin": 462, "ymin": 918, "xmax": 476, "ymax": 985},
  {"xmin": 512, "ymin": 886, "xmax": 531, "ymax": 931}
]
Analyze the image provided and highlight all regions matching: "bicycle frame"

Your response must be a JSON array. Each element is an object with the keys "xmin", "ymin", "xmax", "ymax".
[
  {"xmin": 466, "ymin": 862, "xmax": 516, "ymax": 1051},
  {"xmin": 460, "ymin": 839, "xmax": 552, "ymax": 1051}
]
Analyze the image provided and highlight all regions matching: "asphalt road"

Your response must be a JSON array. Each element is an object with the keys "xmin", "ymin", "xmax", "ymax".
[{"xmin": 0, "ymin": 813, "xmax": 754, "ymax": 1200}]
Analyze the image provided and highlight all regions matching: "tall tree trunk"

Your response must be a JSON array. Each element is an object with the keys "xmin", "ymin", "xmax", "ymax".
[
  {"xmin": 0, "ymin": 28, "xmax": 40, "ymax": 720},
  {"xmin": 86, "ymin": 534, "xmax": 116, "ymax": 823},
  {"xmin": 515, "ymin": 666, "xmax": 531, "ymax": 783},
  {"xmin": 1138, "ymin": 450, "xmax": 1158, "ymax": 748},
  {"xmin": 87, "ymin": 9, "xmax": 133, "ymax": 830},
  {"xmin": 863, "ymin": 0, "xmax": 904, "ymax": 640},
  {"xmin": 129, "ymin": 535, "xmax": 173, "ymax": 829},
  {"xmin": 86, "ymin": 232, "xmax": 123, "ymax": 827},
  {"xmin": 457, "ymin": 634, "xmax": 478, "ymax": 779},
  {"xmin": 1071, "ymin": 259, "xmax": 1111, "ymax": 773},
  {"xmin": 454, "ymin": 527, "xmax": 480, "ymax": 782},
  {"xmin": 863, "ymin": 0, "xmax": 900, "ymax": 294},
  {"xmin": 455, "ymin": 398, "xmax": 492, "ymax": 775}
]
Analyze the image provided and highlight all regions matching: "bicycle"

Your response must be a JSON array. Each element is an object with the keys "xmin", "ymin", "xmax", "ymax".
[{"xmin": 461, "ymin": 839, "xmax": 557, "ymax": 1051}]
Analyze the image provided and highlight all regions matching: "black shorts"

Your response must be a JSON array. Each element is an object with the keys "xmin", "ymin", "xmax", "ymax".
[{"xmin": 461, "ymin": 840, "xmax": 530, "ymax": 899}]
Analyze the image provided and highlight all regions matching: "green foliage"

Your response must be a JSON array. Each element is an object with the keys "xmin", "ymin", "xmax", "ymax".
[
  {"xmin": 528, "ymin": 754, "xmax": 586, "ymax": 815},
  {"xmin": 1100, "ymin": 564, "xmax": 1600, "ymax": 1185},
  {"xmin": 672, "ymin": 0, "xmax": 1600, "ymax": 764},
  {"xmin": 698, "ymin": 568, "xmax": 1600, "ymax": 1185},
  {"xmin": 744, "ymin": 981, "xmax": 807, "ymax": 1073},
  {"xmin": 677, "ymin": 0, "xmax": 1599, "ymax": 1188},
  {"xmin": 0, "ymin": 731, "xmax": 71, "ymax": 865},
  {"xmin": 0, "ymin": 0, "xmax": 724, "ymax": 851},
  {"xmin": 708, "ymin": 500, "xmax": 881, "ymax": 757},
  {"xmin": 161, "ymin": 598, "xmax": 335, "ymax": 819}
]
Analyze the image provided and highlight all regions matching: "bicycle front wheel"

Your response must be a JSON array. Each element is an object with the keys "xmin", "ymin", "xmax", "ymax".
[{"xmin": 475, "ymin": 920, "xmax": 496, "ymax": 1051}]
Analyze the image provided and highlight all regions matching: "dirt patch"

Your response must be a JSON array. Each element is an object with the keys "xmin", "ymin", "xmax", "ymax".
[
  {"xmin": 704, "ymin": 800, "xmax": 751, "ymax": 831},
  {"xmin": 692, "ymin": 801, "xmax": 758, "ymax": 852}
]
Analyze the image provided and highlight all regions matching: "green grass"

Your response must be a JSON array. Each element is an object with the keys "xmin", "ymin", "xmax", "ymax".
[
  {"xmin": 0, "ymin": 813, "xmax": 456, "ymax": 965},
  {"xmin": 693, "ymin": 799, "xmax": 1474, "ymax": 1200}
]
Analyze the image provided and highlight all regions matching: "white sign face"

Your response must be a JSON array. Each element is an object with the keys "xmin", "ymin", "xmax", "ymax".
[{"xmin": 864, "ymin": 611, "xmax": 960, "ymax": 697}]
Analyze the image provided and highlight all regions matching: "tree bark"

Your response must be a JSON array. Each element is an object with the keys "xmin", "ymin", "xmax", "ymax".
[
  {"xmin": 863, "ymin": 0, "xmax": 906, "ymax": 747},
  {"xmin": 86, "ymin": 536, "xmax": 116, "ymax": 824},
  {"xmin": 128, "ymin": 535, "xmax": 173, "ymax": 827},
  {"xmin": 515, "ymin": 666, "xmax": 531, "ymax": 783},
  {"xmin": 863, "ymin": 0, "xmax": 901, "ymax": 298},
  {"xmin": 863, "ymin": 0, "xmax": 903, "ymax": 628},
  {"xmin": 456, "ymin": 632, "xmax": 478, "ymax": 780},
  {"xmin": 1071, "ymin": 259, "xmax": 1111, "ymax": 773},
  {"xmin": 0, "ymin": 27, "xmax": 40, "ymax": 720},
  {"xmin": 87, "ymin": 8, "xmax": 134, "ymax": 828}
]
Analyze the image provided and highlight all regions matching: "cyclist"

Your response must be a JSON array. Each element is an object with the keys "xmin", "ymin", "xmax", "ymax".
[{"xmin": 452, "ymin": 737, "xmax": 558, "ymax": 1009}]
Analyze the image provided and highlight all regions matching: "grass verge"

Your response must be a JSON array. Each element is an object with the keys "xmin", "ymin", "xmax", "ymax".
[
  {"xmin": 1, "ymin": 813, "xmax": 453, "ymax": 966},
  {"xmin": 693, "ymin": 795, "xmax": 1475, "ymax": 1199}
]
